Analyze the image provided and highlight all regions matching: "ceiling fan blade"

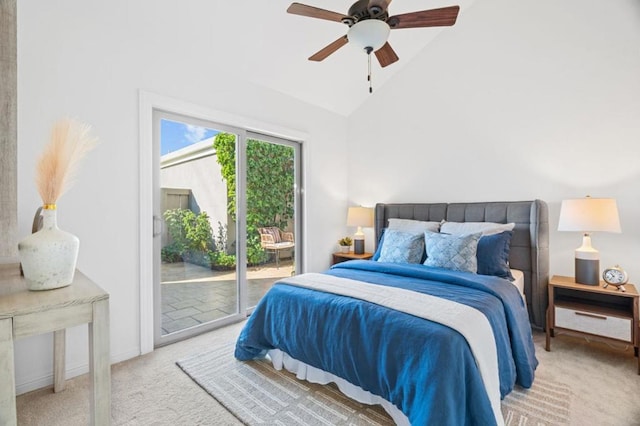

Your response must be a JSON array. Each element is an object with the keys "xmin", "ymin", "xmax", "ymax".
[
  {"xmin": 388, "ymin": 6, "xmax": 460, "ymax": 29},
  {"xmin": 287, "ymin": 2, "xmax": 348, "ymax": 23},
  {"xmin": 308, "ymin": 35, "xmax": 349, "ymax": 62},
  {"xmin": 375, "ymin": 42, "xmax": 399, "ymax": 68}
]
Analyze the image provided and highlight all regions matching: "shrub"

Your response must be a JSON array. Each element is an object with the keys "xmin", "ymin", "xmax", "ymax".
[
  {"xmin": 162, "ymin": 208, "xmax": 214, "ymax": 265},
  {"xmin": 161, "ymin": 244, "xmax": 183, "ymax": 263},
  {"xmin": 209, "ymin": 251, "xmax": 236, "ymax": 270}
]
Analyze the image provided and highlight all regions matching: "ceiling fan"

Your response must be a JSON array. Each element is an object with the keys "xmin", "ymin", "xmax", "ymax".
[{"xmin": 287, "ymin": 0, "xmax": 460, "ymax": 69}]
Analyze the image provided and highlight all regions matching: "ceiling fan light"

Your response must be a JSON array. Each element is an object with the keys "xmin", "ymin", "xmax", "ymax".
[{"xmin": 347, "ymin": 19, "xmax": 390, "ymax": 52}]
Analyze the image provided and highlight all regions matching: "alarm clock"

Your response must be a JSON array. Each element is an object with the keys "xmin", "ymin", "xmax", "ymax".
[{"xmin": 602, "ymin": 265, "xmax": 629, "ymax": 292}]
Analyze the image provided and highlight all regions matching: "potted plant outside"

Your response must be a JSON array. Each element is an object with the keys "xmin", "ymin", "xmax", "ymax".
[{"xmin": 338, "ymin": 236, "xmax": 353, "ymax": 253}]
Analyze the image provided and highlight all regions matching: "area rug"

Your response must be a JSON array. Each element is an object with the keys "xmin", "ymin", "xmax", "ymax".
[{"xmin": 177, "ymin": 342, "xmax": 571, "ymax": 425}]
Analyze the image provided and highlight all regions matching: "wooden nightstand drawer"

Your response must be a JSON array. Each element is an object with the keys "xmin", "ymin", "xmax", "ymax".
[
  {"xmin": 555, "ymin": 306, "xmax": 632, "ymax": 342},
  {"xmin": 546, "ymin": 275, "xmax": 639, "ymax": 374}
]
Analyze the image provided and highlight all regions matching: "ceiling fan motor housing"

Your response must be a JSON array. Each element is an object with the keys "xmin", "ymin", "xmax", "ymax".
[
  {"xmin": 346, "ymin": 0, "xmax": 389, "ymax": 26},
  {"xmin": 367, "ymin": 0, "xmax": 389, "ymax": 17}
]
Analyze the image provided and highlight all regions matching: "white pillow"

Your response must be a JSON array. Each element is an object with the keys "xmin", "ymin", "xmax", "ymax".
[
  {"xmin": 440, "ymin": 221, "xmax": 515, "ymax": 236},
  {"xmin": 388, "ymin": 218, "xmax": 440, "ymax": 234}
]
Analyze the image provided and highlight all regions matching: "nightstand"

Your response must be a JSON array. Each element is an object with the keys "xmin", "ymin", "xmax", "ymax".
[
  {"xmin": 332, "ymin": 251, "xmax": 373, "ymax": 265},
  {"xmin": 546, "ymin": 275, "xmax": 639, "ymax": 374}
]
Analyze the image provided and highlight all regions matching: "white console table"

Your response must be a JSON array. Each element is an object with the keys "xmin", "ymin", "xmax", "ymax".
[{"xmin": 0, "ymin": 264, "xmax": 110, "ymax": 425}]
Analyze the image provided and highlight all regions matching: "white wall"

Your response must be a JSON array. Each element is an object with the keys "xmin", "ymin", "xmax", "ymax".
[
  {"xmin": 16, "ymin": 0, "xmax": 348, "ymax": 393},
  {"xmin": 348, "ymin": 0, "xmax": 640, "ymax": 279}
]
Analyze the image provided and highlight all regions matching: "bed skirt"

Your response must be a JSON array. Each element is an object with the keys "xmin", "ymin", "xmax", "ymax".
[{"xmin": 267, "ymin": 348, "xmax": 410, "ymax": 426}]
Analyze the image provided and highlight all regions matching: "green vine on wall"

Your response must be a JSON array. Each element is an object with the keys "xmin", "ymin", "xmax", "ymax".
[{"xmin": 213, "ymin": 132, "xmax": 295, "ymax": 260}]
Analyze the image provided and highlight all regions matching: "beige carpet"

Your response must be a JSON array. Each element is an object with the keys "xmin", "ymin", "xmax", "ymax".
[
  {"xmin": 16, "ymin": 322, "xmax": 640, "ymax": 425},
  {"xmin": 177, "ymin": 341, "xmax": 570, "ymax": 425}
]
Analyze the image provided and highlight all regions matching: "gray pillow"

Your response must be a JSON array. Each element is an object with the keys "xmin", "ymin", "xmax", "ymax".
[
  {"xmin": 377, "ymin": 229, "xmax": 425, "ymax": 264},
  {"xmin": 388, "ymin": 218, "xmax": 441, "ymax": 234},
  {"xmin": 439, "ymin": 221, "xmax": 515, "ymax": 236},
  {"xmin": 423, "ymin": 231, "xmax": 482, "ymax": 273}
]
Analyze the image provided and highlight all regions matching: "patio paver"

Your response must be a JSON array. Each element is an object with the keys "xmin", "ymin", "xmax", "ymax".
[{"xmin": 161, "ymin": 259, "xmax": 293, "ymax": 336}]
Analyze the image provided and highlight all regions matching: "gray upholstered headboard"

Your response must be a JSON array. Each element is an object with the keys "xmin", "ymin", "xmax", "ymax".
[{"xmin": 374, "ymin": 200, "xmax": 549, "ymax": 330}]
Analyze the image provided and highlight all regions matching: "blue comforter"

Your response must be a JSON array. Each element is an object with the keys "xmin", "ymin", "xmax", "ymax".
[{"xmin": 235, "ymin": 261, "xmax": 538, "ymax": 426}]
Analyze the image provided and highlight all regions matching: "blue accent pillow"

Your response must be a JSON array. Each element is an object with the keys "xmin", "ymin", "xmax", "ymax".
[
  {"xmin": 423, "ymin": 231, "xmax": 481, "ymax": 273},
  {"xmin": 477, "ymin": 231, "xmax": 514, "ymax": 280},
  {"xmin": 377, "ymin": 229, "xmax": 425, "ymax": 264},
  {"xmin": 372, "ymin": 228, "xmax": 387, "ymax": 261},
  {"xmin": 374, "ymin": 228, "xmax": 429, "ymax": 263}
]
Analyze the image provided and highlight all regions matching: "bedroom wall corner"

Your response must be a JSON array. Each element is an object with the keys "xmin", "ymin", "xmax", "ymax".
[{"xmin": 0, "ymin": 0, "xmax": 18, "ymax": 262}]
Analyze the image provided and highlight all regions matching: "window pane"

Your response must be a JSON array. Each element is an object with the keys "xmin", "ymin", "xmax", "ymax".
[{"xmin": 159, "ymin": 119, "xmax": 239, "ymax": 336}]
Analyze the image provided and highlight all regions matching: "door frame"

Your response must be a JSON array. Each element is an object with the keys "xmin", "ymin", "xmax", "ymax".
[{"xmin": 138, "ymin": 91, "xmax": 307, "ymax": 354}]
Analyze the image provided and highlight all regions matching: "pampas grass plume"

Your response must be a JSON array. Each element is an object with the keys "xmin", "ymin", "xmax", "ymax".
[{"xmin": 36, "ymin": 118, "xmax": 98, "ymax": 205}]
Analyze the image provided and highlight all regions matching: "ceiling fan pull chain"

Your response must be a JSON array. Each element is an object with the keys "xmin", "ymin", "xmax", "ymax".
[{"xmin": 366, "ymin": 47, "xmax": 373, "ymax": 93}]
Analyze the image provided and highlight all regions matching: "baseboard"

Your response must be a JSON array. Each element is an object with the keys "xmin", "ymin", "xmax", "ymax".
[
  {"xmin": 16, "ymin": 347, "xmax": 142, "ymax": 395},
  {"xmin": 16, "ymin": 364, "xmax": 88, "ymax": 395},
  {"xmin": 111, "ymin": 347, "xmax": 142, "ymax": 365}
]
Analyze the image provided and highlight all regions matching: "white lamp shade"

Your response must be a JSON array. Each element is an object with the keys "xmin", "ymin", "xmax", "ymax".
[
  {"xmin": 347, "ymin": 20, "xmax": 390, "ymax": 52},
  {"xmin": 558, "ymin": 198, "xmax": 621, "ymax": 233},
  {"xmin": 347, "ymin": 207, "xmax": 374, "ymax": 228}
]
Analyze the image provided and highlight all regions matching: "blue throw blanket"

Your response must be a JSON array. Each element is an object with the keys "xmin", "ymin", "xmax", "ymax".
[{"xmin": 235, "ymin": 260, "xmax": 538, "ymax": 425}]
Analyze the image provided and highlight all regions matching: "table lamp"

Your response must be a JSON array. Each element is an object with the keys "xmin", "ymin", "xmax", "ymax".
[
  {"xmin": 558, "ymin": 196, "xmax": 621, "ymax": 285},
  {"xmin": 347, "ymin": 207, "xmax": 374, "ymax": 255}
]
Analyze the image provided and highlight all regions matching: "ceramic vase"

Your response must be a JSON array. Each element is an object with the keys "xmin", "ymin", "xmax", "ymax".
[
  {"xmin": 18, "ymin": 206, "xmax": 79, "ymax": 291},
  {"xmin": 340, "ymin": 245, "xmax": 350, "ymax": 253}
]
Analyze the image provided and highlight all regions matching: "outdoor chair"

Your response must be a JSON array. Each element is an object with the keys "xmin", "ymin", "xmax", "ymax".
[{"xmin": 258, "ymin": 227, "xmax": 294, "ymax": 268}]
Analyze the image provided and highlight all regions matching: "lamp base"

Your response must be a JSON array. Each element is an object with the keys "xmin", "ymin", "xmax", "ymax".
[
  {"xmin": 575, "ymin": 258, "xmax": 599, "ymax": 285},
  {"xmin": 353, "ymin": 239, "xmax": 364, "ymax": 255}
]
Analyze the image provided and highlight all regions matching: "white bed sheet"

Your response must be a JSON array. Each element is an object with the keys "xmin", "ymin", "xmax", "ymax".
[{"xmin": 268, "ymin": 348, "xmax": 411, "ymax": 426}]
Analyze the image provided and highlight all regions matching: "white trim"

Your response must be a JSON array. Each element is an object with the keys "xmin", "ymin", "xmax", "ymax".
[
  {"xmin": 15, "ymin": 347, "xmax": 138, "ymax": 396},
  {"xmin": 139, "ymin": 91, "xmax": 154, "ymax": 355},
  {"xmin": 138, "ymin": 91, "xmax": 308, "ymax": 354}
]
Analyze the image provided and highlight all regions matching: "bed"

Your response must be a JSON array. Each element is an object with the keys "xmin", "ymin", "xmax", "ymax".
[{"xmin": 236, "ymin": 200, "xmax": 549, "ymax": 425}]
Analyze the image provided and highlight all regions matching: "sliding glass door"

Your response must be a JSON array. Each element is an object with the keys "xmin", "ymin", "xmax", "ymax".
[{"xmin": 153, "ymin": 111, "xmax": 301, "ymax": 346}]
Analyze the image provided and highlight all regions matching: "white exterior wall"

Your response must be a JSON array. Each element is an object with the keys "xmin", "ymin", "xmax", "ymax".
[{"xmin": 160, "ymin": 152, "xmax": 228, "ymax": 243}]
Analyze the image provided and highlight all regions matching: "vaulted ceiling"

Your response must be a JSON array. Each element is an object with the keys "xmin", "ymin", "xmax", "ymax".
[{"xmin": 217, "ymin": 0, "xmax": 477, "ymax": 116}]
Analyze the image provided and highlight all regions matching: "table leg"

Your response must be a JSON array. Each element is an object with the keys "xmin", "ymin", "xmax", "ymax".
[
  {"xmin": 89, "ymin": 298, "xmax": 110, "ymax": 426},
  {"xmin": 545, "ymin": 308, "xmax": 551, "ymax": 351},
  {"xmin": 0, "ymin": 318, "xmax": 17, "ymax": 426},
  {"xmin": 54, "ymin": 329, "xmax": 66, "ymax": 392}
]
